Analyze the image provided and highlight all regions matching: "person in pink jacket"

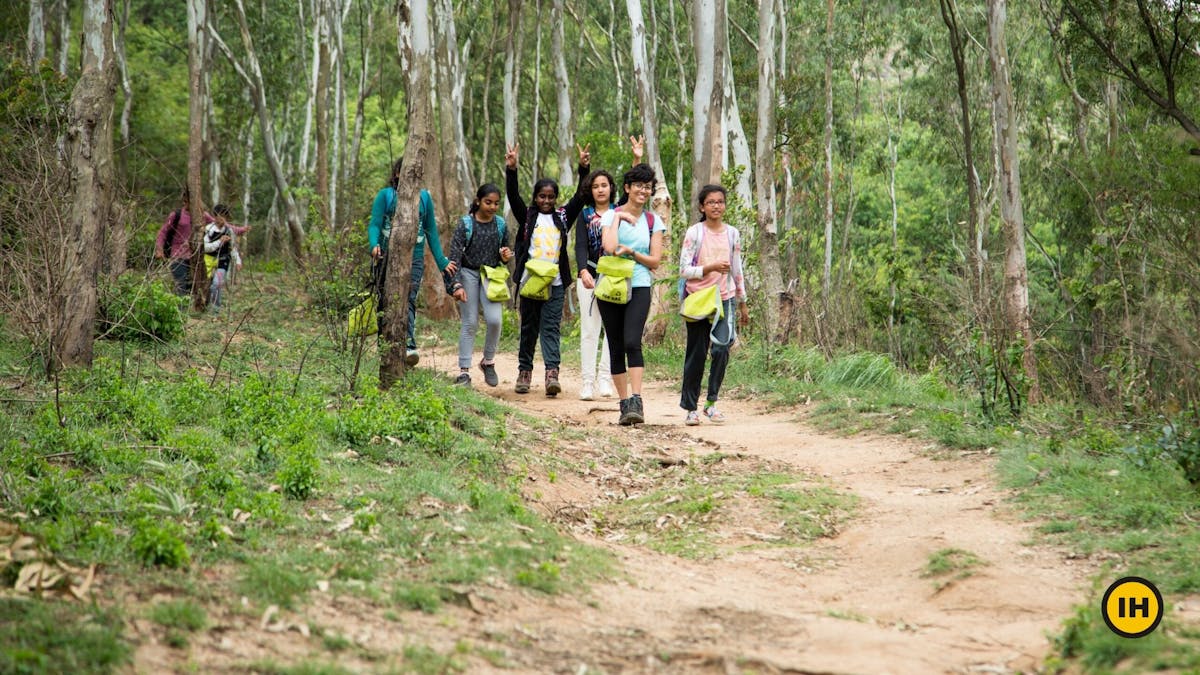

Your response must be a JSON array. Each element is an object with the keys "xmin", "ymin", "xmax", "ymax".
[{"xmin": 677, "ymin": 184, "xmax": 750, "ymax": 425}]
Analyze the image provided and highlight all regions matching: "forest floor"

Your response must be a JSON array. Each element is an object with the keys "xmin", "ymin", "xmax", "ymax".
[{"xmin": 134, "ymin": 346, "xmax": 1096, "ymax": 674}]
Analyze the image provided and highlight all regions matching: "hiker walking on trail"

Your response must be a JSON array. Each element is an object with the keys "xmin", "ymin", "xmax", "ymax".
[
  {"xmin": 203, "ymin": 204, "xmax": 240, "ymax": 313},
  {"xmin": 506, "ymin": 143, "xmax": 591, "ymax": 397},
  {"xmin": 368, "ymin": 158, "xmax": 452, "ymax": 366},
  {"xmin": 678, "ymin": 185, "xmax": 749, "ymax": 425},
  {"xmin": 445, "ymin": 184, "xmax": 512, "ymax": 388},
  {"xmin": 575, "ymin": 136, "xmax": 646, "ymax": 401},
  {"xmin": 596, "ymin": 163, "xmax": 666, "ymax": 426},
  {"xmin": 155, "ymin": 188, "xmax": 203, "ymax": 296}
]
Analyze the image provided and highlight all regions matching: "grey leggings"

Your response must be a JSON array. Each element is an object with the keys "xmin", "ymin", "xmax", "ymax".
[{"xmin": 457, "ymin": 267, "xmax": 504, "ymax": 369}]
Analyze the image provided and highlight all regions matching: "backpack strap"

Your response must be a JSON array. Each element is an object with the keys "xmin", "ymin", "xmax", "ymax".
[{"xmin": 461, "ymin": 215, "xmax": 474, "ymax": 244}]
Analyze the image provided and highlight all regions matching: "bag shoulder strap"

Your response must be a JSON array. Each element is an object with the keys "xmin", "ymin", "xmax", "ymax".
[
  {"xmin": 461, "ymin": 215, "xmax": 474, "ymax": 244},
  {"xmin": 645, "ymin": 211, "xmax": 655, "ymax": 235}
]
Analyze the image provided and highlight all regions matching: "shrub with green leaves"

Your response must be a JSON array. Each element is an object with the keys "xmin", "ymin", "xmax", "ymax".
[
  {"xmin": 130, "ymin": 518, "xmax": 191, "ymax": 568},
  {"xmin": 278, "ymin": 440, "xmax": 320, "ymax": 500},
  {"xmin": 98, "ymin": 273, "xmax": 185, "ymax": 343}
]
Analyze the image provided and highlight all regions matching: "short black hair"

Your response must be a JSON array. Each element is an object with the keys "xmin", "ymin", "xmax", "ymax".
[
  {"xmin": 469, "ymin": 183, "xmax": 502, "ymax": 214},
  {"xmin": 213, "ymin": 203, "xmax": 232, "ymax": 218},
  {"xmin": 620, "ymin": 163, "xmax": 657, "ymax": 201}
]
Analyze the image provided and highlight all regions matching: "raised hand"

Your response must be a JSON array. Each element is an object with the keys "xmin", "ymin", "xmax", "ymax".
[
  {"xmin": 505, "ymin": 143, "xmax": 519, "ymax": 169},
  {"xmin": 630, "ymin": 135, "xmax": 645, "ymax": 163},
  {"xmin": 577, "ymin": 142, "xmax": 592, "ymax": 167}
]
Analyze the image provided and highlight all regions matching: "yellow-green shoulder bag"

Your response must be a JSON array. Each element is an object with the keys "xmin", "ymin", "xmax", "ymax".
[
  {"xmin": 680, "ymin": 284, "xmax": 722, "ymax": 322},
  {"xmin": 519, "ymin": 259, "xmax": 559, "ymax": 301},
  {"xmin": 593, "ymin": 255, "xmax": 636, "ymax": 305},
  {"xmin": 481, "ymin": 265, "xmax": 511, "ymax": 302}
]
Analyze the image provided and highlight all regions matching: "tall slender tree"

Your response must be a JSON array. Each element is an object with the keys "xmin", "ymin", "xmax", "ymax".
[
  {"xmin": 186, "ymin": 0, "xmax": 209, "ymax": 309},
  {"xmin": 755, "ymin": 0, "xmax": 786, "ymax": 342},
  {"xmin": 28, "ymin": 0, "xmax": 47, "ymax": 65},
  {"xmin": 552, "ymin": 0, "xmax": 575, "ymax": 186},
  {"xmin": 57, "ymin": 0, "xmax": 116, "ymax": 369},
  {"xmin": 986, "ymin": 0, "xmax": 1041, "ymax": 404},
  {"xmin": 383, "ymin": 0, "xmax": 436, "ymax": 388}
]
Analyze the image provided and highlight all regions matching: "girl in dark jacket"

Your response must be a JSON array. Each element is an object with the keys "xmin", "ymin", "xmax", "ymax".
[{"xmin": 505, "ymin": 143, "xmax": 590, "ymax": 396}]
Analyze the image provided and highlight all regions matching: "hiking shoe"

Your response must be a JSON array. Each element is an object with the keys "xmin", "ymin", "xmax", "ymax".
[
  {"xmin": 453, "ymin": 372, "xmax": 471, "ymax": 386},
  {"xmin": 625, "ymin": 394, "xmax": 645, "ymax": 425},
  {"xmin": 685, "ymin": 410, "xmax": 700, "ymax": 426},
  {"xmin": 703, "ymin": 405, "xmax": 726, "ymax": 424},
  {"xmin": 405, "ymin": 349, "xmax": 420, "ymax": 366},
  {"xmin": 618, "ymin": 399, "xmax": 635, "ymax": 426},
  {"xmin": 579, "ymin": 382, "xmax": 595, "ymax": 401},
  {"xmin": 597, "ymin": 379, "xmax": 615, "ymax": 398},
  {"xmin": 515, "ymin": 370, "xmax": 532, "ymax": 394},
  {"xmin": 479, "ymin": 361, "xmax": 499, "ymax": 387},
  {"xmin": 545, "ymin": 368, "xmax": 561, "ymax": 397}
]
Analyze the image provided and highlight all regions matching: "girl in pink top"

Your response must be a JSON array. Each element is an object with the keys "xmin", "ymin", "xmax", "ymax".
[{"xmin": 677, "ymin": 184, "xmax": 749, "ymax": 425}]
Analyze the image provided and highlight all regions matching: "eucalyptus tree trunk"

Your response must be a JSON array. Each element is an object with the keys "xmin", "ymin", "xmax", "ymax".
[
  {"xmin": 315, "ymin": 0, "xmax": 332, "ymax": 229},
  {"xmin": 187, "ymin": 0, "xmax": 209, "ymax": 310},
  {"xmin": 692, "ymin": 0, "xmax": 726, "ymax": 201},
  {"xmin": 755, "ymin": 0, "xmax": 786, "ymax": 343},
  {"xmin": 115, "ymin": 0, "xmax": 132, "ymax": 147},
  {"xmin": 503, "ymin": 0, "xmax": 524, "ymax": 149},
  {"xmin": 940, "ymin": 0, "xmax": 985, "ymax": 297},
  {"xmin": 56, "ymin": 0, "xmax": 70, "ymax": 76},
  {"xmin": 28, "ymin": 0, "xmax": 46, "ymax": 65},
  {"xmin": 331, "ymin": 0, "xmax": 347, "ymax": 229},
  {"xmin": 383, "ymin": 0, "xmax": 436, "ymax": 389},
  {"xmin": 778, "ymin": 0, "xmax": 797, "ymax": 290},
  {"xmin": 57, "ymin": 0, "xmax": 116, "ymax": 370},
  {"xmin": 433, "ymin": 0, "xmax": 471, "ymax": 221},
  {"xmin": 347, "ymin": 7, "xmax": 372, "ymax": 191},
  {"xmin": 603, "ymin": 0, "xmax": 628, "ymax": 139},
  {"xmin": 242, "ymin": 117, "xmax": 254, "ymax": 225},
  {"xmin": 300, "ymin": 10, "xmax": 319, "ymax": 175},
  {"xmin": 987, "ymin": 0, "xmax": 1041, "ymax": 405},
  {"xmin": 532, "ymin": 3, "xmax": 543, "ymax": 175},
  {"xmin": 210, "ymin": 0, "xmax": 306, "ymax": 259},
  {"xmin": 552, "ymin": 0, "xmax": 574, "ymax": 186},
  {"xmin": 628, "ymin": 0, "xmax": 674, "ymax": 344},
  {"xmin": 723, "ymin": 3, "xmax": 753, "ymax": 207},
  {"xmin": 667, "ymin": 0, "xmax": 689, "ymax": 209},
  {"xmin": 879, "ymin": 65, "xmax": 903, "ymax": 361},
  {"xmin": 821, "ymin": 0, "xmax": 834, "ymax": 305}
]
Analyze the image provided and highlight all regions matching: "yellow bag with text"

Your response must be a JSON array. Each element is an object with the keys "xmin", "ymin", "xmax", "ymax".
[
  {"xmin": 519, "ymin": 259, "xmax": 558, "ymax": 301},
  {"xmin": 481, "ymin": 265, "xmax": 511, "ymax": 302},
  {"xmin": 593, "ymin": 255, "xmax": 636, "ymax": 305},
  {"xmin": 204, "ymin": 254, "xmax": 219, "ymax": 277},
  {"xmin": 680, "ymin": 284, "xmax": 723, "ymax": 322}
]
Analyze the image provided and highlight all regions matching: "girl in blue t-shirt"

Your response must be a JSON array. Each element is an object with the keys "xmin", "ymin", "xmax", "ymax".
[{"xmin": 597, "ymin": 163, "xmax": 667, "ymax": 425}]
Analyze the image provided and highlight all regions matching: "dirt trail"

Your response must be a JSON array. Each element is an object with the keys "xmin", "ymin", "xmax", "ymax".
[{"xmin": 419, "ymin": 349, "xmax": 1092, "ymax": 674}]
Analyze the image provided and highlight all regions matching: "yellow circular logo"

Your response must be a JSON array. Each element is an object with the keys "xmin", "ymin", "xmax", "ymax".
[{"xmin": 1101, "ymin": 577, "xmax": 1163, "ymax": 638}]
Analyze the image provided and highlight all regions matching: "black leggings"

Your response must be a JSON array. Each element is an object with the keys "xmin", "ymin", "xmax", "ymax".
[{"xmin": 596, "ymin": 287, "xmax": 652, "ymax": 376}]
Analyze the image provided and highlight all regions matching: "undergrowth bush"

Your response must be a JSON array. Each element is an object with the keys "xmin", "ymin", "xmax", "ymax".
[{"xmin": 98, "ymin": 274, "xmax": 185, "ymax": 343}]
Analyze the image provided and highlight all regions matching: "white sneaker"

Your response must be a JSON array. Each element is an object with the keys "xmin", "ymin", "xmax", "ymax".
[
  {"xmin": 597, "ymin": 379, "xmax": 615, "ymax": 398},
  {"xmin": 579, "ymin": 383, "xmax": 594, "ymax": 401},
  {"xmin": 405, "ymin": 349, "xmax": 420, "ymax": 366}
]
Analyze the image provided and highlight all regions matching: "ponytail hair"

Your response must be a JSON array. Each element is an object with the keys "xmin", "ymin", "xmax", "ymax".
[
  {"xmin": 469, "ymin": 183, "xmax": 501, "ymax": 215},
  {"xmin": 387, "ymin": 158, "xmax": 404, "ymax": 189},
  {"xmin": 696, "ymin": 184, "xmax": 727, "ymax": 222}
]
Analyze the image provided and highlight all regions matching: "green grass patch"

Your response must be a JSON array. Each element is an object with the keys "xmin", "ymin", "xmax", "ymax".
[
  {"xmin": 0, "ymin": 269, "xmax": 615, "ymax": 670},
  {"xmin": 0, "ymin": 598, "xmax": 129, "ymax": 674},
  {"xmin": 148, "ymin": 599, "xmax": 207, "ymax": 648},
  {"xmin": 599, "ymin": 468, "xmax": 856, "ymax": 559},
  {"xmin": 921, "ymin": 548, "xmax": 986, "ymax": 591}
]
